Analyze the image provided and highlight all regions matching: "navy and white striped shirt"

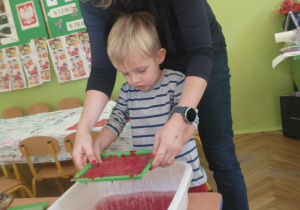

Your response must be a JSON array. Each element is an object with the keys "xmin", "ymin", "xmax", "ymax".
[{"xmin": 105, "ymin": 69, "xmax": 207, "ymax": 187}]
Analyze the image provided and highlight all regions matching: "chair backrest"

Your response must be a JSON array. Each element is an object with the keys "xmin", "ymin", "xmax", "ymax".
[
  {"xmin": 19, "ymin": 136, "xmax": 62, "ymax": 178},
  {"xmin": 2, "ymin": 107, "xmax": 23, "ymax": 119},
  {"xmin": 28, "ymin": 103, "xmax": 50, "ymax": 115},
  {"xmin": 19, "ymin": 136, "xmax": 61, "ymax": 157},
  {"xmin": 57, "ymin": 98, "xmax": 81, "ymax": 110},
  {"xmin": 63, "ymin": 131, "xmax": 101, "ymax": 171},
  {"xmin": 0, "ymin": 164, "xmax": 34, "ymax": 198},
  {"xmin": 63, "ymin": 131, "xmax": 100, "ymax": 152}
]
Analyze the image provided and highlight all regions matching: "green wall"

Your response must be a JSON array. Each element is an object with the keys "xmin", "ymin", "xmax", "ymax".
[{"xmin": 0, "ymin": 0, "xmax": 294, "ymax": 134}]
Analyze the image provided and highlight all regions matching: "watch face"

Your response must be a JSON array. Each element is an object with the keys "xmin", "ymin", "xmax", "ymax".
[{"xmin": 186, "ymin": 108, "xmax": 196, "ymax": 123}]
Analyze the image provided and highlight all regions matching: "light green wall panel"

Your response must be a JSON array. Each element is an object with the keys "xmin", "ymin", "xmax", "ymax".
[
  {"xmin": 0, "ymin": 0, "xmax": 295, "ymax": 134},
  {"xmin": 290, "ymin": 59, "xmax": 300, "ymax": 90},
  {"xmin": 208, "ymin": 0, "xmax": 294, "ymax": 134}
]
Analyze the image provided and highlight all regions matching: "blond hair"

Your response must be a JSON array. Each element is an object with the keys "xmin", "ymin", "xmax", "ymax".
[{"xmin": 107, "ymin": 12, "xmax": 161, "ymax": 67}]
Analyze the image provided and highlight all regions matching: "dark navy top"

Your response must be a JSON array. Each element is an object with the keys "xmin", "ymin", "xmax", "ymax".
[{"xmin": 79, "ymin": 0, "xmax": 226, "ymax": 97}]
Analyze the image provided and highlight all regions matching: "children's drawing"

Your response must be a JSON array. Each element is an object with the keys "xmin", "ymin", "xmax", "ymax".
[
  {"xmin": 4, "ymin": 46, "xmax": 27, "ymax": 90},
  {"xmin": 47, "ymin": 36, "xmax": 73, "ymax": 83},
  {"xmin": 77, "ymin": 31, "xmax": 91, "ymax": 71},
  {"xmin": 66, "ymin": 33, "xmax": 89, "ymax": 80},
  {"xmin": 0, "ymin": 49, "xmax": 11, "ymax": 92},
  {"xmin": 18, "ymin": 42, "xmax": 43, "ymax": 87}
]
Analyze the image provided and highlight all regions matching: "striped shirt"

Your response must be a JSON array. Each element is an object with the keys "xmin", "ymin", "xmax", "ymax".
[{"xmin": 105, "ymin": 69, "xmax": 207, "ymax": 187}]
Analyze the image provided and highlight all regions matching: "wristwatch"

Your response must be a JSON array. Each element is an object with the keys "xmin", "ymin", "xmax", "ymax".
[{"xmin": 172, "ymin": 106, "xmax": 196, "ymax": 124}]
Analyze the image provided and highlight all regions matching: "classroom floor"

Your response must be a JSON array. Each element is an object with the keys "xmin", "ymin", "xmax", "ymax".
[{"xmin": 6, "ymin": 131, "xmax": 300, "ymax": 210}]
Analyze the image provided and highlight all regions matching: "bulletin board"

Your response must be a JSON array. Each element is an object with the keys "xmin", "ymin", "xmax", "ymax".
[
  {"xmin": 0, "ymin": 0, "xmax": 48, "ymax": 49},
  {"xmin": 0, "ymin": 0, "xmax": 89, "ymax": 93},
  {"xmin": 40, "ymin": 0, "xmax": 86, "ymax": 38}
]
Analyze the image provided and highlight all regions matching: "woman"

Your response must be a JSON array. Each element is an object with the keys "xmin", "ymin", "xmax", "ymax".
[{"xmin": 73, "ymin": 0, "xmax": 249, "ymax": 209}]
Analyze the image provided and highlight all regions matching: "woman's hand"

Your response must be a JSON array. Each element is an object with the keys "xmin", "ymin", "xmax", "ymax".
[
  {"xmin": 151, "ymin": 76, "xmax": 207, "ymax": 168},
  {"xmin": 151, "ymin": 113, "xmax": 189, "ymax": 168},
  {"xmin": 72, "ymin": 90, "xmax": 110, "ymax": 169},
  {"xmin": 72, "ymin": 131, "xmax": 97, "ymax": 170}
]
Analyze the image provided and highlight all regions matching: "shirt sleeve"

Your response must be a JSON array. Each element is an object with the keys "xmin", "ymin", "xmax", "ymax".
[
  {"xmin": 104, "ymin": 84, "xmax": 130, "ymax": 137},
  {"xmin": 170, "ymin": 0, "xmax": 214, "ymax": 82},
  {"xmin": 79, "ymin": 1, "xmax": 116, "ymax": 97}
]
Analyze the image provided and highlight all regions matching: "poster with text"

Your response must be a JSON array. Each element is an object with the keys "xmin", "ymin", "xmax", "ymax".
[{"xmin": 41, "ymin": 0, "xmax": 85, "ymax": 38}]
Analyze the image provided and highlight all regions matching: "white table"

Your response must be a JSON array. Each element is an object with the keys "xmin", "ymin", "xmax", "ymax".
[{"xmin": 0, "ymin": 101, "xmax": 133, "ymax": 165}]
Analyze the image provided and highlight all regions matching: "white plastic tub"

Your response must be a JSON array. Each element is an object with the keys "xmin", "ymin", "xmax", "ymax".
[{"xmin": 48, "ymin": 161, "xmax": 192, "ymax": 210}]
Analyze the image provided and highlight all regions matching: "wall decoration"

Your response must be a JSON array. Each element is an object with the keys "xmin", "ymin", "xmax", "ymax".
[
  {"xmin": 77, "ymin": 31, "xmax": 91, "ymax": 71},
  {"xmin": 16, "ymin": 1, "xmax": 40, "ymax": 30},
  {"xmin": 32, "ymin": 37, "xmax": 50, "ymax": 82},
  {"xmin": 41, "ymin": 0, "xmax": 85, "ymax": 38},
  {"xmin": 4, "ymin": 46, "xmax": 27, "ymax": 90},
  {"xmin": 0, "ymin": 48, "xmax": 11, "ymax": 92},
  {"xmin": 0, "ymin": 0, "xmax": 19, "ymax": 46},
  {"xmin": 18, "ymin": 42, "xmax": 43, "ymax": 88},
  {"xmin": 47, "ymin": 36, "xmax": 73, "ymax": 83},
  {"xmin": 65, "ymin": 33, "xmax": 89, "ymax": 80},
  {"xmin": 46, "ymin": 0, "xmax": 58, "ymax": 7}
]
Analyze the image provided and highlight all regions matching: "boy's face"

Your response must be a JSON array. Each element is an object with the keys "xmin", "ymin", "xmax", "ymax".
[{"xmin": 115, "ymin": 49, "xmax": 166, "ymax": 91}]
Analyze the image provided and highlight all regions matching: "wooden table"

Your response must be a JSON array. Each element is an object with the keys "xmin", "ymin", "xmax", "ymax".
[{"xmin": 8, "ymin": 193, "xmax": 222, "ymax": 209}]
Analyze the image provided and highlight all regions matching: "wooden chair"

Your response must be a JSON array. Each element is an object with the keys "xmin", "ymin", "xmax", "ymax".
[
  {"xmin": 63, "ymin": 131, "xmax": 107, "ymax": 172},
  {"xmin": 57, "ymin": 98, "xmax": 81, "ymax": 110},
  {"xmin": 0, "ymin": 164, "xmax": 34, "ymax": 198},
  {"xmin": 2, "ymin": 107, "xmax": 23, "ymax": 119},
  {"xmin": 19, "ymin": 136, "xmax": 77, "ymax": 197},
  {"xmin": 27, "ymin": 103, "xmax": 50, "ymax": 115},
  {"xmin": 194, "ymin": 131, "xmax": 213, "ymax": 192}
]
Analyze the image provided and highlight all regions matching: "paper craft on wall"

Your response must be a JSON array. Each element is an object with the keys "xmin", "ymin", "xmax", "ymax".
[
  {"xmin": 47, "ymin": 36, "xmax": 73, "ymax": 83},
  {"xmin": 77, "ymin": 31, "xmax": 91, "ymax": 72},
  {"xmin": 0, "ymin": 0, "xmax": 19, "ymax": 46},
  {"xmin": 18, "ymin": 42, "xmax": 43, "ymax": 88},
  {"xmin": 32, "ymin": 37, "xmax": 50, "ymax": 82},
  {"xmin": 0, "ymin": 48, "xmax": 12, "ymax": 92},
  {"xmin": 65, "ymin": 33, "xmax": 89, "ymax": 80},
  {"xmin": 5, "ymin": 46, "xmax": 27, "ymax": 90},
  {"xmin": 41, "ymin": 0, "xmax": 86, "ymax": 38},
  {"xmin": 47, "ymin": 33, "xmax": 90, "ymax": 83}
]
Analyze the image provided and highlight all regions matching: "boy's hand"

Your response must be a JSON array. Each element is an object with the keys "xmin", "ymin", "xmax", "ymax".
[
  {"xmin": 93, "ymin": 136, "xmax": 103, "ymax": 164},
  {"xmin": 152, "ymin": 113, "xmax": 188, "ymax": 168}
]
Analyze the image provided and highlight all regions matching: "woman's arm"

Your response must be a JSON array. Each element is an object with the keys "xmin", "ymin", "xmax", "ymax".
[
  {"xmin": 152, "ymin": 77, "xmax": 207, "ymax": 167},
  {"xmin": 73, "ymin": 1, "xmax": 116, "ymax": 169},
  {"xmin": 73, "ymin": 90, "xmax": 109, "ymax": 169},
  {"xmin": 152, "ymin": 0, "xmax": 213, "ymax": 168}
]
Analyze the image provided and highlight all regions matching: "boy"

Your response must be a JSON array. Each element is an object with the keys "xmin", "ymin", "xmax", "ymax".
[{"xmin": 93, "ymin": 12, "xmax": 207, "ymax": 192}]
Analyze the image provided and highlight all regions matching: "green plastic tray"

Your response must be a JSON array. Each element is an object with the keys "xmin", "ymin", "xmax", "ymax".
[
  {"xmin": 72, "ymin": 150, "xmax": 153, "ymax": 183},
  {"xmin": 8, "ymin": 201, "xmax": 49, "ymax": 210}
]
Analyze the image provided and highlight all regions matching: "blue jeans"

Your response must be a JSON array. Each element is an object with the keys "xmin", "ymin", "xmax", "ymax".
[{"xmin": 197, "ymin": 49, "xmax": 249, "ymax": 210}]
